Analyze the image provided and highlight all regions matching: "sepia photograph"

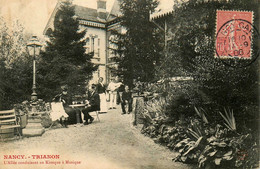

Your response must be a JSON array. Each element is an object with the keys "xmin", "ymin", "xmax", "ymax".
[{"xmin": 0, "ymin": 0, "xmax": 259, "ymax": 169}]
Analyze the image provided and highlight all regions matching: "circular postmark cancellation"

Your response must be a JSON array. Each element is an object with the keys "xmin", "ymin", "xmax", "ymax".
[{"xmin": 215, "ymin": 10, "xmax": 259, "ymax": 68}]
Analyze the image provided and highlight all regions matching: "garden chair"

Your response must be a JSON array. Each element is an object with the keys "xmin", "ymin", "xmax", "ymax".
[
  {"xmin": 89, "ymin": 110, "xmax": 100, "ymax": 122},
  {"xmin": 0, "ymin": 109, "xmax": 21, "ymax": 141}
]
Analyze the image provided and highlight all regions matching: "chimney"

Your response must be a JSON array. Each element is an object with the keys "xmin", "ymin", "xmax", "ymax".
[{"xmin": 97, "ymin": 0, "xmax": 107, "ymax": 21}]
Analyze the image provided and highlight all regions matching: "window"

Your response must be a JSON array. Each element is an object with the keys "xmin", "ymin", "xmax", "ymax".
[
  {"xmin": 91, "ymin": 37, "xmax": 95, "ymax": 52},
  {"xmin": 98, "ymin": 48, "xmax": 100, "ymax": 57},
  {"xmin": 109, "ymin": 35, "xmax": 117, "ymax": 58},
  {"xmin": 86, "ymin": 37, "xmax": 90, "ymax": 46},
  {"xmin": 98, "ymin": 69, "xmax": 100, "ymax": 78},
  {"xmin": 90, "ymin": 35, "xmax": 98, "ymax": 53},
  {"xmin": 98, "ymin": 38, "xmax": 100, "ymax": 46},
  {"xmin": 86, "ymin": 47, "xmax": 90, "ymax": 54},
  {"xmin": 84, "ymin": 37, "xmax": 90, "ymax": 54}
]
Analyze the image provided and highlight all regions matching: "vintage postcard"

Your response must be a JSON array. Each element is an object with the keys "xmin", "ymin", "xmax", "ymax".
[{"xmin": 0, "ymin": 0, "xmax": 259, "ymax": 169}]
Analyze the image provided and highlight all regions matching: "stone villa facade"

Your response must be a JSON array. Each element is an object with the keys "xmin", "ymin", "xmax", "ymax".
[
  {"xmin": 43, "ymin": 0, "xmax": 173, "ymax": 85},
  {"xmin": 43, "ymin": 0, "xmax": 124, "ymax": 85}
]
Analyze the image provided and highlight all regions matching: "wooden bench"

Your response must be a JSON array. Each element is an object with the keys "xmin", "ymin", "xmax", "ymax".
[{"xmin": 0, "ymin": 109, "xmax": 21, "ymax": 141}]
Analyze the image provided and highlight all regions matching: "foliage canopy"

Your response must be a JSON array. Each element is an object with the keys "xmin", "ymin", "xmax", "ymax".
[
  {"xmin": 38, "ymin": 0, "xmax": 96, "ymax": 101},
  {"xmin": 113, "ymin": 0, "xmax": 163, "ymax": 87},
  {"xmin": 159, "ymin": 0, "xmax": 259, "ymax": 113},
  {"xmin": 0, "ymin": 19, "xmax": 32, "ymax": 110}
]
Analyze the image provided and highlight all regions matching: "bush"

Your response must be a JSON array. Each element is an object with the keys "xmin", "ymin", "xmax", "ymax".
[
  {"xmin": 141, "ymin": 98, "xmax": 259, "ymax": 168},
  {"xmin": 155, "ymin": 0, "xmax": 259, "ymax": 132}
]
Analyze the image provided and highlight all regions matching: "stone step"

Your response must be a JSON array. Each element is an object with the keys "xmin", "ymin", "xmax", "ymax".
[
  {"xmin": 27, "ymin": 118, "xmax": 42, "ymax": 123},
  {"xmin": 23, "ymin": 128, "xmax": 45, "ymax": 137},
  {"xmin": 24, "ymin": 123, "xmax": 44, "ymax": 129}
]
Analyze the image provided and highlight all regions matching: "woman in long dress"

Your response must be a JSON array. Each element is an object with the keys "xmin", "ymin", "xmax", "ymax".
[{"xmin": 96, "ymin": 77, "xmax": 107, "ymax": 113}]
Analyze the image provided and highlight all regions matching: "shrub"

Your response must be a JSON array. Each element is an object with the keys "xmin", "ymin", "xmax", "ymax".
[{"xmin": 141, "ymin": 100, "xmax": 259, "ymax": 168}]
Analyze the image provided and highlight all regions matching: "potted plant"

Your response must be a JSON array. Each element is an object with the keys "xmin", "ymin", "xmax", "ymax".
[{"xmin": 14, "ymin": 101, "xmax": 30, "ymax": 128}]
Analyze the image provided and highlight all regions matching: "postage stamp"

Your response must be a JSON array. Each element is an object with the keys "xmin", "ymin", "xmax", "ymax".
[{"xmin": 215, "ymin": 10, "xmax": 254, "ymax": 59}]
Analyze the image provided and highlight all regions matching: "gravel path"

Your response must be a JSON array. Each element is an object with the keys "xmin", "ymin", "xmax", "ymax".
[{"xmin": 0, "ymin": 105, "xmax": 192, "ymax": 169}]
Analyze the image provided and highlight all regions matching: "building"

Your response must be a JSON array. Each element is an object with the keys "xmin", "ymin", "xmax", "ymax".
[
  {"xmin": 150, "ymin": 0, "xmax": 175, "ymax": 52},
  {"xmin": 43, "ymin": 0, "xmax": 123, "ymax": 85}
]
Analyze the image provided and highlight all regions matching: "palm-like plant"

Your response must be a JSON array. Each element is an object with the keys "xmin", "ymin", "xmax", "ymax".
[
  {"xmin": 219, "ymin": 108, "xmax": 236, "ymax": 131},
  {"xmin": 194, "ymin": 106, "xmax": 208, "ymax": 124},
  {"xmin": 187, "ymin": 119, "xmax": 204, "ymax": 140}
]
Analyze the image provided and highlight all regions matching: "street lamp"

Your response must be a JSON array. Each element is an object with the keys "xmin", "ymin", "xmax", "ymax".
[
  {"xmin": 23, "ymin": 36, "xmax": 45, "ymax": 137},
  {"xmin": 27, "ymin": 36, "xmax": 42, "ymax": 109}
]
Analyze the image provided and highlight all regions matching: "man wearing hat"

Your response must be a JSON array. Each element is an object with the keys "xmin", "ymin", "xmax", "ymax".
[{"xmin": 81, "ymin": 84, "xmax": 99, "ymax": 125}]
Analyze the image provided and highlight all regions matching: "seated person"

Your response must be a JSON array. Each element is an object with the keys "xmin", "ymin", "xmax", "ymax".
[
  {"xmin": 50, "ymin": 102, "xmax": 69, "ymax": 128},
  {"xmin": 121, "ymin": 85, "xmax": 133, "ymax": 114},
  {"xmin": 53, "ymin": 85, "xmax": 82, "ymax": 125},
  {"xmin": 82, "ymin": 84, "xmax": 100, "ymax": 125}
]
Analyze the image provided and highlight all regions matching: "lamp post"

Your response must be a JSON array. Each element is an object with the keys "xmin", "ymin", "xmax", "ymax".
[
  {"xmin": 23, "ymin": 36, "xmax": 45, "ymax": 137},
  {"xmin": 27, "ymin": 36, "xmax": 42, "ymax": 112}
]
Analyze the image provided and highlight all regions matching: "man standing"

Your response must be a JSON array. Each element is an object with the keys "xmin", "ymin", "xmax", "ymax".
[{"xmin": 107, "ymin": 77, "xmax": 122, "ymax": 109}]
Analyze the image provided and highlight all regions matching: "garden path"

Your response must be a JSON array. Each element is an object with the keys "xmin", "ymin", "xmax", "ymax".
[{"xmin": 1, "ymin": 105, "xmax": 192, "ymax": 169}]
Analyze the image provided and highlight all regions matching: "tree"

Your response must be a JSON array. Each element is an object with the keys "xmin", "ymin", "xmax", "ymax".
[
  {"xmin": 159, "ymin": 0, "xmax": 259, "ymax": 129},
  {"xmin": 38, "ymin": 0, "xmax": 96, "ymax": 101},
  {"xmin": 115, "ymin": 0, "xmax": 163, "ymax": 87},
  {"xmin": 0, "ymin": 18, "xmax": 33, "ymax": 109}
]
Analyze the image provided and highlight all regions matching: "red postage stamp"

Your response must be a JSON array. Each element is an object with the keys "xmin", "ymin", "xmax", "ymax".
[{"xmin": 215, "ymin": 10, "xmax": 253, "ymax": 59}]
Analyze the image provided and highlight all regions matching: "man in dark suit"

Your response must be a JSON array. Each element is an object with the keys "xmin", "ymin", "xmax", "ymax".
[
  {"xmin": 121, "ymin": 85, "xmax": 133, "ymax": 114},
  {"xmin": 82, "ymin": 84, "xmax": 100, "ymax": 125}
]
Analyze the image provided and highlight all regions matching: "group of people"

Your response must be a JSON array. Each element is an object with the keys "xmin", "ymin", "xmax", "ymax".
[
  {"xmin": 52, "ymin": 77, "xmax": 133, "ymax": 127},
  {"xmin": 52, "ymin": 84, "xmax": 97, "ymax": 126}
]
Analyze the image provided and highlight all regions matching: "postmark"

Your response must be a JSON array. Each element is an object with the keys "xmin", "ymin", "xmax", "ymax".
[
  {"xmin": 215, "ymin": 10, "xmax": 260, "ymax": 67},
  {"xmin": 215, "ymin": 10, "xmax": 253, "ymax": 59}
]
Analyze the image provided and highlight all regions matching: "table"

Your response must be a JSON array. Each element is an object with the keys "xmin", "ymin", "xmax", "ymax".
[{"xmin": 69, "ymin": 104, "xmax": 86, "ymax": 124}]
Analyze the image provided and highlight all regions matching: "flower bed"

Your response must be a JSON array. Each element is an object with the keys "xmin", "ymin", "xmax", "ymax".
[{"xmin": 140, "ymin": 94, "xmax": 259, "ymax": 169}]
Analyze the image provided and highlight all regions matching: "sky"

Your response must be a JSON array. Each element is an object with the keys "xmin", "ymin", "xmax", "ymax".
[{"xmin": 0, "ymin": 0, "xmax": 174, "ymax": 38}]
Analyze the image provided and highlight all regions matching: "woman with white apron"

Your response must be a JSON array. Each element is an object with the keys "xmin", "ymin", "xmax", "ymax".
[{"xmin": 96, "ymin": 77, "xmax": 107, "ymax": 113}]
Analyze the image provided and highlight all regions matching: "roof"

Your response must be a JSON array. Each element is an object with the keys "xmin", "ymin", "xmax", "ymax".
[
  {"xmin": 43, "ymin": 0, "xmax": 121, "ymax": 35},
  {"xmin": 151, "ymin": 9, "xmax": 173, "ymax": 20},
  {"xmin": 74, "ymin": 0, "xmax": 121, "ymax": 23},
  {"xmin": 150, "ymin": 0, "xmax": 174, "ymax": 20},
  {"xmin": 74, "ymin": 5, "xmax": 108, "ymax": 23},
  {"xmin": 106, "ymin": 0, "xmax": 122, "ymax": 21}
]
